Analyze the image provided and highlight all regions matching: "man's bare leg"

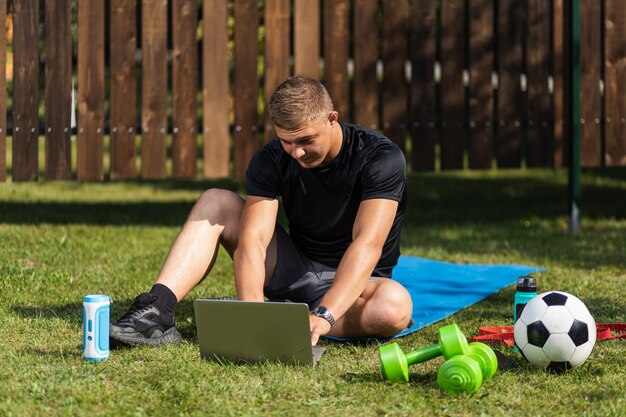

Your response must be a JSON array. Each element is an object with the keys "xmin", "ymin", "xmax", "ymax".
[
  {"xmin": 155, "ymin": 189, "xmax": 277, "ymax": 301},
  {"xmin": 111, "ymin": 188, "xmax": 277, "ymax": 346}
]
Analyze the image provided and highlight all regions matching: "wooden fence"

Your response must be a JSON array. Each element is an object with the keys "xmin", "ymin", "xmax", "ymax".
[{"xmin": 2, "ymin": 0, "xmax": 626, "ymax": 182}]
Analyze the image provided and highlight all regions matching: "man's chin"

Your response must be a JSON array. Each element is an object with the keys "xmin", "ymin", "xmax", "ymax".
[{"xmin": 297, "ymin": 158, "xmax": 321, "ymax": 168}]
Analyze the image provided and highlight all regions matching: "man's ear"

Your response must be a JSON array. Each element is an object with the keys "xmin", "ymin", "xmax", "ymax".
[{"xmin": 328, "ymin": 111, "xmax": 339, "ymax": 125}]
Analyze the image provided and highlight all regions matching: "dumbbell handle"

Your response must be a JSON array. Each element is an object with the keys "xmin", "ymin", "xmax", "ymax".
[
  {"xmin": 405, "ymin": 322, "xmax": 470, "ymax": 365},
  {"xmin": 405, "ymin": 344, "xmax": 445, "ymax": 365},
  {"xmin": 380, "ymin": 323, "xmax": 470, "ymax": 382}
]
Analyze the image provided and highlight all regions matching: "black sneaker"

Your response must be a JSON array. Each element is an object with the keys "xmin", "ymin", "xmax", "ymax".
[{"xmin": 110, "ymin": 293, "xmax": 182, "ymax": 347}]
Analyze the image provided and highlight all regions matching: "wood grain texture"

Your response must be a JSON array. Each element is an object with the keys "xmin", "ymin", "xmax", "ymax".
[
  {"xmin": 604, "ymin": 1, "xmax": 626, "ymax": 166},
  {"xmin": 579, "ymin": 0, "xmax": 601, "ymax": 167},
  {"xmin": 381, "ymin": 0, "xmax": 408, "ymax": 151},
  {"xmin": 554, "ymin": 0, "xmax": 567, "ymax": 167},
  {"xmin": 468, "ymin": 0, "xmax": 494, "ymax": 169},
  {"xmin": 77, "ymin": 0, "xmax": 105, "ymax": 180},
  {"xmin": 45, "ymin": 0, "xmax": 72, "ymax": 180},
  {"xmin": 264, "ymin": 0, "xmax": 290, "ymax": 143},
  {"xmin": 353, "ymin": 0, "xmax": 378, "ymax": 130},
  {"xmin": 110, "ymin": 0, "xmax": 137, "ymax": 179},
  {"xmin": 410, "ymin": 0, "xmax": 436, "ymax": 171},
  {"xmin": 141, "ymin": 0, "xmax": 168, "ymax": 179},
  {"xmin": 323, "ymin": 0, "xmax": 349, "ymax": 118},
  {"xmin": 526, "ymin": 0, "xmax": 552, "ymax": 167},
  {"xmin": 202, "ymin": 0, "xmax": 230, "ymax": 177},
  {"xmin": 294, "ymin": 0, "xmax": 320, "ymax": 78},
  {"xmin": 172, "ymin": 0, "xmax": 198, "ymax": 178},
  {"xmin": 497, "ymin": 0, "xmax": 523, "ymax": 168},
  {"xmin": 233, "ymin": 0, "xmax": 259, "ymax": 178},
  {"xmin": 440, "ymin": 0, "xmax": 466, "ymax": 169},
  {"xmin": 12, "ymin": 0, "xmax": 39, "ymax": 181}
]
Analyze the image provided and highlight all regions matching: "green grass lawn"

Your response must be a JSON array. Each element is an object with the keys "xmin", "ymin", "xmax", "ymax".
[{"xmin": 0, "ymin": 168, "xmax": 625, "ymax": 416}]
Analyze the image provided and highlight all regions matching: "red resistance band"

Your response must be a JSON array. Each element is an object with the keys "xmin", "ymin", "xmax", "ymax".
[{"xmin": 469, "ymin": 323, "xmax": 626, "ymax": 348}]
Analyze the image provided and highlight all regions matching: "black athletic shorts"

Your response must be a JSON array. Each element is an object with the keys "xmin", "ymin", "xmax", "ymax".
[{"xmin": 263, "ymin": 225, "xmax": 338, "ymax": 309}]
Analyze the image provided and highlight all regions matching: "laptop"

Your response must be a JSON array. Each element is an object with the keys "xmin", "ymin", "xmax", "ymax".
[{"xmin": 193, "ymin": 299, "xmax": 326, "ymax": 366}]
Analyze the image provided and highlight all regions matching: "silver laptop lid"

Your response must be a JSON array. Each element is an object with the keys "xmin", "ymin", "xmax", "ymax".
[{"xmin": 194, "ymin": 300, "xmax": 325, "ymax": 366}]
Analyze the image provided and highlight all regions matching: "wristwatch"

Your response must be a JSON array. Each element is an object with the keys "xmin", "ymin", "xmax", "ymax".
[{"xmin": 313, "ymin": 306, "xmax": 335, "ymax": 327}]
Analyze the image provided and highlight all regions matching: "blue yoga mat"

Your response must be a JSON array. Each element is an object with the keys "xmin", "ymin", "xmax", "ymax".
[{"xmin": 325, "ymin": 255, "xmax": 544, "ymax": 342}]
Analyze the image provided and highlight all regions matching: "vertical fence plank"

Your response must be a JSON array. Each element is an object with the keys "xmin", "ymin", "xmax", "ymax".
[
  {"xmin": 410, "ymin": 0, "xmax": 436, "ymax": 171},
  {"xmin": 604, "ymin": 1, "xmax": 626, "ymax": 166},
  {"xmin": 45, "ymin": 0, "xmax": 72, "ymax": 180},
  {"xmin": 440, "ymin": 0, "xmax": 465, "ymax": 169},
  {"xmin": 233, "ymin": 0, "xmax": 259, "ymax": 178},
  {"xmin": 264, "ymin": 0, "xmax": 290, "ymax": 143},
  {"xmin": 77, "ymin": 0, "xmax": 105, "ymax": 181},
  {"xmin": 353, "ymin": 0, "xmax": 378, "ymax": 130},
  {"xmin": 294, "ymin": 0, "xmax": 320, "ymax": 78},
  {"xmin": 203, "ymin": 0, "xmax": 229, "ymax": 177},
  {"xmin": 580, "ymin": 0, "xmax": 602, "ymax": 167},
  {"xmin": 382, "ymin": 0, "xmax": 408, "ymax": 151},
  {"xmin": 551, "ymin": 0, "xmax": 568, "ymax": 168},
  {"xmin": 12, "ymin": 0, "xmax": 39, "ymax": 181},
  {"xmin": 0, "ymin": 0, "xmax": 6, "ymax": 181},
  {"xmin": 172, "ymin": 0, "xmax": 198, "ymax": 178},
  {"xmin": 526, "ymin": 0, "xmax": 552, "ymax": 167},
  {"xmin": 141, "ymin": 0, "xmax": 167, "ymax": 179},
  {"xmin": 324, "ymin": 0, "xmax": 349, "ymax": 118},
  {"xmin": 110, "ymin": 0, "xmax": 137, "ymax": 180},
  {"xmin": 468, "ymin": 0, "xmax": 494, "ymax": 169},
  {"xmin": 497, "ymin": 0, "xmax": 523, "ymax": 167}
]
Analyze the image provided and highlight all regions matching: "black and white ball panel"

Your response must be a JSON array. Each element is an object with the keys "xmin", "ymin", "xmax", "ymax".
[{"xmin": 513, "ymin": 291, "xmax": 596, "ymax": 371}]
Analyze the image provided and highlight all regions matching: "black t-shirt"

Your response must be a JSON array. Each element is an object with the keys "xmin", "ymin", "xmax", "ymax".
[{"xmin": 246, "ymin": 122, "xmax": 407, "ymax": 277}]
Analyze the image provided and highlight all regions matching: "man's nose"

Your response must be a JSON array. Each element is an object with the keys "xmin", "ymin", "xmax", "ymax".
[{"xmin": 292, "ymin": 145, "xmax": 305, "ymax": 159}]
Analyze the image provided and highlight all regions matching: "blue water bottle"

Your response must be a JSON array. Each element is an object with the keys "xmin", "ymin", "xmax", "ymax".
[
  {"xmin": 83, "ymin": 294, "xmax": 110, "ymax": 362},
  {"xmin": 514, "ymin": 276, "xmax": 537, "ymax": 323}
]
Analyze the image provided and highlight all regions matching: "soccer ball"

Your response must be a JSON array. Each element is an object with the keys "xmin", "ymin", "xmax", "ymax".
[{"xmin": 514, "ymin": 291, "xmax": 596, "ymax": 372}]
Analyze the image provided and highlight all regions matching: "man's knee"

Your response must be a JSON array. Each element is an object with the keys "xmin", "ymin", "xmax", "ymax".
[
  {"xmin": 190, "ymin": 188, "xmax": 244, "ymax": 222},
  {"xmin": 368, "ymin": 281, "xmax": 413, "ymax": 336}
]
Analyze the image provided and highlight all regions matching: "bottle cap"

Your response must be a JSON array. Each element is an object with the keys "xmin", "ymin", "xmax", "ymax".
[
  {"xmin": 516, "ymin": 276, "xmax": 537, "ymax": 292},
  {"xmin": 84, "ymin": 294, "xmax": 110, "ymax": 303}
]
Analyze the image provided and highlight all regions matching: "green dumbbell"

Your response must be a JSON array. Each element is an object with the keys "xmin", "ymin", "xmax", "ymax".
[
  {"xmin": 467, "ymin": 342, "xmax": 498, "ymax": 380},
  {"xmin": 437, "ymin": 355, "xmax": 483, "ymax": 395},
  {"xmin": 379, "ymin": 323, "xmax": 469, "ymax": 382},
  {"xmin": 437, "ymin": 342, "xmax": 498, "ymax": 395}
]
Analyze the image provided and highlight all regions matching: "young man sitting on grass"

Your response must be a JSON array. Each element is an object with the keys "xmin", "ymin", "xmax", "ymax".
[{"xmin": 110, "ymin": 76, "xmax": 413, "ymax": 347}]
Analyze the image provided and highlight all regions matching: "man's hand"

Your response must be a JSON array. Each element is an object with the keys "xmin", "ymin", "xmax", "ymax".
[{"xmin": 309, "ymin": 314, "xmax": 332, "ymax": 346}]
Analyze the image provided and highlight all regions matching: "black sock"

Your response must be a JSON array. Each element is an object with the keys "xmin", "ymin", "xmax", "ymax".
[{"xmin": 149, "ymin": 283, "xmax": 177, "ymax": 318}]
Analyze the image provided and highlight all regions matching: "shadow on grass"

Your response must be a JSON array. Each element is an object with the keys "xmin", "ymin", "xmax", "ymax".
[
  {"xmin": 0, "ymin": 179, "xmax": 242, "ymax": 226},
  {"xmin": 10, "ymin": 299, "xmax": 200, "ymax": 341},
  {"xmin": 584, "ymin": 166, "xmax": 626, "ymax": 182},
  {"xmin": 341, "ymin": 371, "xmax": 383, "ymax": 383},
  {"xmin": 11, "ymin": 303, "xmax": 84, "ymax": 325},
  {"xmin": 10, "ymin": 291, "xmax": 624, "ymax": 346},
  {"xmin": 403, "ymin": 171, "xmax": 626, "ymax": 226},
  {"xmin": 342, "ymin": 370, "xmax": 439, "ymax": 387},
  {"xmin": 1, "ymin": 170, "xmax": 625, "ymax": 227},
  {"xmin": 20, "ymin": 346, "xmax": 83, "ymax": 359},
  {"xmin": 0, "ymin": 201, "xmax": 196, "ymax": 226}
]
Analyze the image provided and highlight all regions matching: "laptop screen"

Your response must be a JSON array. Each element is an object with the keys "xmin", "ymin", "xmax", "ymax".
[{"xmin": 194, "ymin": 300, "xmax": 325, "ymax": 366}]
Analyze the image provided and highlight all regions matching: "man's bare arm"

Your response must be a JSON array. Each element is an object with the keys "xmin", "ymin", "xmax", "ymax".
[
  {"xmin": 309, "ymin": 198, "xmax": 398, "ymax": 343},
  {"xmin": 233, "ymin": 196, "xmax": 279, "ymax": 301}
]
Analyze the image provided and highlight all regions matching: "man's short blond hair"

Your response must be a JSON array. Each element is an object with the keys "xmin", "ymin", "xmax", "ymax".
[{"xmin": 268, "ymin": 76, "xmax": 334, "ymax": 131}]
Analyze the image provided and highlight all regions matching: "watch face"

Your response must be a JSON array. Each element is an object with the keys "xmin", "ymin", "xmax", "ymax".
[
  {"xmin": 314, "ymin": 306, "xmax": 334, "ymax": 326},
  {"xmin": 315, "ymin": 306, "xmax": 328, "ymax": 316}
]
